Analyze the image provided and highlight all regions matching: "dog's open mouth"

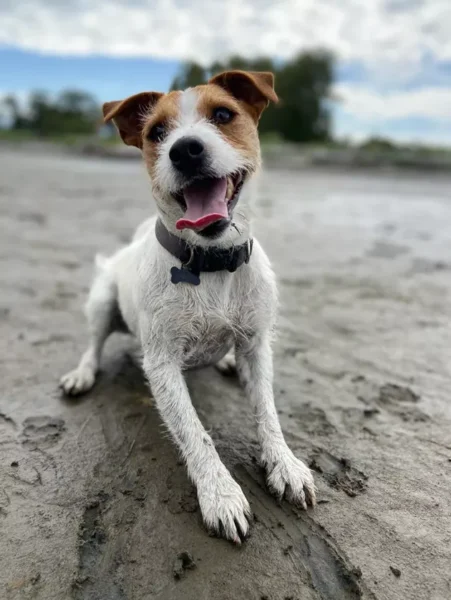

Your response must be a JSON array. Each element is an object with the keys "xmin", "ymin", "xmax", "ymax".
[{"xmin": 174, "ymin": 172, "xmax": 245, "ymax": 231}]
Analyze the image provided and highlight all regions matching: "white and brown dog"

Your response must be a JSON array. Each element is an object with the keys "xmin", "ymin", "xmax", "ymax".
[{"xmin": 60, "ymin": 71, "xmax": 316, "ymax": 543}]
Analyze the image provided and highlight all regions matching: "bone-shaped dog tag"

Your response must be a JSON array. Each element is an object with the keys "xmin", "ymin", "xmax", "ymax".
[{"xmin": 170, "ymin": 266, "xmax": 201, "ymax": 286}]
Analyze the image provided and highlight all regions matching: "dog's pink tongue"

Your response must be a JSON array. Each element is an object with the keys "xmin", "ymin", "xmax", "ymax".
[{"xmin": 176, "ymin": 177, "xmax": 228, "ymax": 230}]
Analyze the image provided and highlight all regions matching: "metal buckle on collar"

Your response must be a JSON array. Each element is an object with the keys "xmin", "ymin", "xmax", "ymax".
[{"xmin": 170, "ymin": 246, "xmax": 201, "ymax": 286}]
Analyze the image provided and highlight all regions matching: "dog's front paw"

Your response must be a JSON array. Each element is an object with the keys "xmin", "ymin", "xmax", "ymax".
[
  {"xmin": 263, "ymin": 445, "xmax": 316, "ymax": 510},
  {"xmin": 59, "ymin": 366, "xmax": 96, "ymax": 396},
  {"xmin": 197, "ymin": 469, "xmax": 252, "ymax": 544}
]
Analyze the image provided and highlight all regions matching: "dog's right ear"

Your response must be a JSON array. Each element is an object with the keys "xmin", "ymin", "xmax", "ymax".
[{"xmin": 102, "ymin": 92, "xmax": 163, "ymax": 148}]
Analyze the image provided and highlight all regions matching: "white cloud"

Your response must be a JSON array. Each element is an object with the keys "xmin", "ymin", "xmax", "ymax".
[
  {"xmin": 335, "ymin": 84, "xmax": 451, "ymax": 121},
  {"xmin": 0, "ymin": 0, "xmax": 450, "ymax": 73},
  {"xmin": 334, "ymin": 120, "xmax": 451, "ymax": 146},
  {"xmin": 333, "ymin": 83, "xmax": 451, "ymax": 144},
  {"xmin": 1, "ymin": 1, "xmax": 450, "ymax": 144}
]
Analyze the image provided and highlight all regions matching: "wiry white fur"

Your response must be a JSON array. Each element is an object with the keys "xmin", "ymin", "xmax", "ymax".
[
  {"xmin": 179, "ymin": 87, "xmax": 200, "ymax": 124},
  {"xmin": 60, "ymin": 86, "xmax": 315, "ymax": 542}
]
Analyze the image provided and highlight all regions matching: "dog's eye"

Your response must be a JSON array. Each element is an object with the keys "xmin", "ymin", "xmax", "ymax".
[
  {"xmin": 212, "ymin": 107, "xmax": 234, "ymax": 125},
  {"xmin": 148, "ymin": 123, "xmax": 166, "ymax": 142}
]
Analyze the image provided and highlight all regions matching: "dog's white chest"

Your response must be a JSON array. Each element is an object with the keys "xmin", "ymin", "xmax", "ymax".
[
  {"xmin": 173, "ymin": 290, "xmax": 237, "ymax": 368},
  {"xmin": 181, "ymin": 317, "xmax": 235, "ymax": 368},
  {"xmin": 148, "ymin": 272, "xmax": 239, "ymax": 369}
]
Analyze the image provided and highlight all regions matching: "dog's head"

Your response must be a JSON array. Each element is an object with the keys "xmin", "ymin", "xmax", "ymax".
[{"xmin": 103, "ymin": 71, "xmax": 278, "ymax": 240}]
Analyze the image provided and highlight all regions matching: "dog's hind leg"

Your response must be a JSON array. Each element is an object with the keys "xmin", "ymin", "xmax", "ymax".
[{"xmin": 60, "ymin": 258, "xmax": 118, "ymax": 396}]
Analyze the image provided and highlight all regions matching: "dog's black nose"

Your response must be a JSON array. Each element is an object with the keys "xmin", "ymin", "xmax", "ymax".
[{"xmin": 169, "ymin": 137, "xmax": 205, "ymax": 175}]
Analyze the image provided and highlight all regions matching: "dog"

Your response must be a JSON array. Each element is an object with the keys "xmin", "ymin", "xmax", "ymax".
[{"xmin": 60, "ymin": 70, "xmax": 316, "ymax": 543}]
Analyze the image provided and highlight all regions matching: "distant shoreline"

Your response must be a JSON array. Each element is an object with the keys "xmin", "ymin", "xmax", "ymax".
[{"xmin": 2, "ymin": 138, "xmax": 451, "ymax": 174}]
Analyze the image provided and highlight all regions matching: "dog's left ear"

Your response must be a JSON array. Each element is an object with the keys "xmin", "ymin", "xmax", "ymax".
[
  {"xmin": 209, "ymin": 70, "xmax": 278, "ymax": 121},
  {"xmin": 102, "ymin": 91, "xmax": 163, "ymax": 148}
]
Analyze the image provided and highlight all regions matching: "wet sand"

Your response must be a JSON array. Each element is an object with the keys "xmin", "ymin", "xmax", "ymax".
[{"xmin": 1, "ymin": 147, "xmax": 451, "ymax": 600}]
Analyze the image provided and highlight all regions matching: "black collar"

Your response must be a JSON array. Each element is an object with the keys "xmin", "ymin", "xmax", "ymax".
[{"xmin": 155, "ymin": 218, "xmax": 253, "ymax": 286}]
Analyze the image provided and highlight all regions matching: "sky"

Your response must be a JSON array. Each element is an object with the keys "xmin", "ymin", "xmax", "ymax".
[{"xmin": 1, "ymin": 0, "xmax": 450, "ymax": 145}]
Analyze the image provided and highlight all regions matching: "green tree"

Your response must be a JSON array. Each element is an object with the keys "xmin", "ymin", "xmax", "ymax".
[
  {"xmin": 25, "ymin": 89, "xmax": 99, "ymax": 136},
  {"xmin": 29, "ymin": 91, "xmax": 53, "ymax": 136},
  {"xmin": 170, "ymin": 62, "xmax": 207, "ymax": 91},
  {"xmin": 2, "ymin": 95, "xmax": 19, "ymax": 121},
  {"xmin": 276, "ymin": 50, "xmax": 334, "ymax": 142},
  {"xmin": 58, "ymin": 90, "xmax": 97, "ymax": 116},
  {"xmin": 56, "ymin": 89, "xmax": 99, "ymax": 134},
  {"xmin": 2, "ymin": 89, "xmax": 99, "ymax": 136},
  {"xmin": 1, "ymin": 94, "xmax": 29, "ymax": 129}
]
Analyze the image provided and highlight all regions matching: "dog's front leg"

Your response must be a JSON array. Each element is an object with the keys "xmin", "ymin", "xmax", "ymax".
[
  {"xmin": 237, "ymin": 334, "xmax": 316, "ymax": 509},
  {"xmin": 143, "ymin": 352, "xmax": 251, "ymax": 543}
]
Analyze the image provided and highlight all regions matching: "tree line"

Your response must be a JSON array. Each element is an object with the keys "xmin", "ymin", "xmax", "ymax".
[
  {"xmin": 2, "ymin": 90, "xmax": 100, "ymax": 136},
  {"xmin": 170, "ymin": 51, "xmax": 335, "ymax": 143},
  {"xmin": 1, "ymin": 50, "xmax": 335, "ymax": 143}
]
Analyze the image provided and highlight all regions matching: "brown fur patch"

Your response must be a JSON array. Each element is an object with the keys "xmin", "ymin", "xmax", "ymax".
[
  {"xmin": 141, "ymin": 91, "xmax": 182, "ymax": 178},
  {"xmin": 196, "ymin": 84, "xmax": 260, "ymax": 165},
  {"xmin": 209, "ymin": 70, "xmax": 278, "ymax": 120},
  {"xmin": 143, "ymin": 91, "xmax": 182, "ymax": 134}
]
